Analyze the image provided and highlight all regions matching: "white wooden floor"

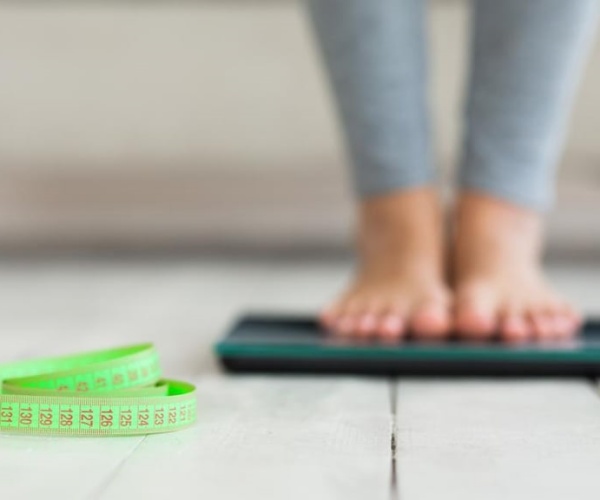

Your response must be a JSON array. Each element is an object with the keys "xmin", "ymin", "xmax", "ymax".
[{"xmin": 1, "ymin": 256, "xmax": 600, "ymax": 500}]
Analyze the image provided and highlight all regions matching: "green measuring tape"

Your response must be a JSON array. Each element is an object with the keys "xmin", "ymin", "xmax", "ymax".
[{"xmin": 0, "ymin": 344, "xmax": 196, "ymax": 436}]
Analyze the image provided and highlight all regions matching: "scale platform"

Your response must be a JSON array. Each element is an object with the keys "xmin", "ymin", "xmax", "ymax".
[{"xmin": 215, "ymin": 314, "xmax": 600, "ymax": 377}]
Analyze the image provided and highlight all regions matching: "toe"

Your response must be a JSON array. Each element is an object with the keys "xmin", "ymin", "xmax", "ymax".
[
  {"xmin": 330, "ymin": 298, "xmax": 361, "ymax": 336},
  {"xmin": 552, "ymin": 314, "xmax": 576, "ymax": 339},
  {"xmin": 546, "ymin": 307, "xmax": 580, "ymax": 340},
  {"xmin": 560, "ymin": 315, "xmax": 581, "ymax": 339},
  {"xmin": 320, "ymin": 295, "xmax": 351, "ymax": 333},
  {"xmin": 333, "ymin": 315, "xmax": 354, "ymax": 336},
  {"xmin": 456, "ymin": 309, "xmax": 496, "ymax": 339},
  {"xmin": 319, "ymin": 305, "xmax": 339, "ymax": 329},
  {"xmin": 529, "ymin": 311, "xmax": 556, "ymax": 341},
  {"xmin": 546, "ymin": 312, "xmax": 572, "ymax": 340},
  {"xmin": 555, "ymin": 303, "xmax": 582, "ymax": 338},
  {"xmin": 355, "ymin": 313, "xmax": 379, "ymax": 336},
  {"xmin": 411, "ymin": 299, "xmax": 451, "ymax": 340},
  {"xmin": 354, "ymin": 301, "xmax": 395, "ymax": 339},
  {"xmin": 531, "ymin": 298, "xmax": 579, "ymax": 340},
  {"xmin": 377, "ymin": 313, "xmax": 406, "ymax": 339},
  {"xmin": 454, "ymin": 287, "xmax": 498, "ymax": 339},
  {"xmin": 500, "ymin": 311, "xmax": 530, "ymax": 343}
]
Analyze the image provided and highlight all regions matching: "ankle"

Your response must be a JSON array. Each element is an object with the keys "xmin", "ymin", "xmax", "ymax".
[
  {"xmin": 453, "ymin": 191, "xmax": 546, "ymax": 275},
  {"xmin": 457, "ymin": 191, "xmax": 543, "ymax": 232},
  {"xmin": 357, "ymin": 188, "xmax": 445, "ymax": 276},
  {"xmin": 360, "ymin": 188, "xmax": 442, "ymax": 233}
]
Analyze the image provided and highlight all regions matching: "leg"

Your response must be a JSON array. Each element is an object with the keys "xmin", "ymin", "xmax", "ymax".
[
  {"xmin": 306, "ymin": 0, "xmax": 451, "ymax": 339},
  {"xmin": 307, "ymin": 0, "xmax": 433, "ymax": 196},
  {"xmin": 454, "ymin": 0, "xmax": 599, "ymax": 340}
]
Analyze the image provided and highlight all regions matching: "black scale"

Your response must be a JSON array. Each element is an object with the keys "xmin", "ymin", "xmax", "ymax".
[{"xmin": 215, "ymin": 314, "xmax": 600, "ymax": 377}]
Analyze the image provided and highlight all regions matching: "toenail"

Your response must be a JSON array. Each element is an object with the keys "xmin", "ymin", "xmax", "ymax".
[
  {"xmin": 380, "ymin": 316, "xmax": 404, "ymax": 335},
  {"xmin": 336, "ymin": 318, "xmax": 354, "ymax": 334},
  {"xmin": 359, "ymin": 314, "xmax": 377, "ymax": 329}
]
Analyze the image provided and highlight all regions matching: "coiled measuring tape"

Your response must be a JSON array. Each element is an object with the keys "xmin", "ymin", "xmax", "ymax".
[{"xmin": 0, "ymin": 344, "xmax": 196, "ymax": 436}]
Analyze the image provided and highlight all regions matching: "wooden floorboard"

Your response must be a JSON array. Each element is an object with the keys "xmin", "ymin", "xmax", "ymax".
[
  {"xmin": 2, "ymin": 258, "xmax": 600, "ymax": 498},
  {"xmin": 95, "ymin": 376, "xmax": 393, "ymax": 500},
  {"xmin": 0, "ymin": 434, "xmax": 146, "ymax": 499},
  {"xmin": 0, "ymin": 258, "xmax": 394, "ymax": 499},
  {"xmin": 396, "ymin": 380, "xmax": 600, "ymax": 500}
]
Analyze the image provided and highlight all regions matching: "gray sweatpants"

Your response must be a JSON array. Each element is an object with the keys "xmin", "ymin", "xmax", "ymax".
[{"xmin": 307, "ymin": 0, "xmax": 599, "ymax": 209}]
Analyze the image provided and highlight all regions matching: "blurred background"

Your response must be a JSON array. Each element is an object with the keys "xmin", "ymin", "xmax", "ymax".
[{"xmin": 1, "ymin": 0, "xmax": 599, "ymax": 257}]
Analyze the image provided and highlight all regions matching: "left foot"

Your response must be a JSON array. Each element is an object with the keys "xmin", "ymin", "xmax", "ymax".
[{"xmin": 452, "ymin": 192, "xmax": 581, "ymax": 342}]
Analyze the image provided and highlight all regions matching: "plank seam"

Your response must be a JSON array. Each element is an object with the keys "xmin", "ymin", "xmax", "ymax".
[
  {"xmin": 390, "ymin": 378, "xmax": 399, "ymax": 500},
  {"xmin": 586, "ymin": 377, "xmax": 600, "ymax": 399}
]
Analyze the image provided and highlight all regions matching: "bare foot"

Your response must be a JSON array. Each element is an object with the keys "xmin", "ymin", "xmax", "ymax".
[
  {"xmin": 452, "ymin": 192, "xmax": 581, "ymax": 342},
  {"xmin": 321, "ymin": 189, "xmax": 451, "ymax": 340}
]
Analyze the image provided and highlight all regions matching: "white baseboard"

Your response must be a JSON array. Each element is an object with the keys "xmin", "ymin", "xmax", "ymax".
[
  {"xmin": 0, "ymin": 169, "xmax": 353, "ymax": 252},
  {"xmin": 2, "ymin": 169, "xmax": 600, "ymax": 257}
]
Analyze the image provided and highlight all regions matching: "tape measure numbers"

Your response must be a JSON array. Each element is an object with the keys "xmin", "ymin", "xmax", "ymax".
[{"xmin": 0, "ymin": 344, "xmax": 196, "ymax": 436}]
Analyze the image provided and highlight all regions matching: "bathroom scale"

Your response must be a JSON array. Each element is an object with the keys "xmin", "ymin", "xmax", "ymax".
[{"xmin": 215, "ymin": 314, "xmax": 600, "ymax": 377}]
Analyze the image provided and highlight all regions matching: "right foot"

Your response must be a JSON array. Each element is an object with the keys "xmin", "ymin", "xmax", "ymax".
[
  {"xmin": 321, "ymin": 189, "xmax": 452, "ymax": 340},
  {"xmin": 452, "ymin": 192, "xmax": 581, "ymax": 342}
]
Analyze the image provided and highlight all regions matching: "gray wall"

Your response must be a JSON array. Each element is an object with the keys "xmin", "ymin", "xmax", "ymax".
[{"xmin": 1, "ymin": 2, "xmax": 599, "ymax": 253}]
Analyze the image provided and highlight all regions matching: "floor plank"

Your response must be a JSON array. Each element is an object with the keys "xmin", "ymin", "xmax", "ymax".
[
  {"xmin": 0, "ymin": 435, "xmax": 145, "ymax": 499},
  {"xmin": 396, "ymin": 380, "xmax": 600, "ymax": 500},
  {"xmin": 2, "ymin": 258, "xmax": 600, "ymax": 499},
  {"xmin": 0, "ymin": 258, "xmax": 394, "ymax": 499},
  {"xmin": 96, "ymin": 376, "xmax": 393, "ymax": 500}
]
